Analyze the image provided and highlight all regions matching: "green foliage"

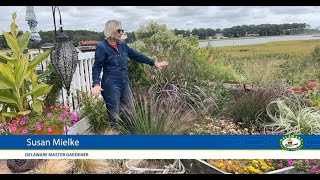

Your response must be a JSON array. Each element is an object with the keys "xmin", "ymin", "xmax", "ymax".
[
  {"xmin": 43, "ymin": 63, "xmax": 63, "ymax": 105},
  {"xmin": 128, "ymin": 59, "xmax": 149, "ymax": 90},
  {"xmin": 312, "ymin": 45, "xmax": 320, "ymax": 63},
  {"xmin": 225, "ymin": 85, "xmax": 285, "ymax": 131},
  {"xmin": 135, "ymin": 21, "xmax": 168, "ymax": 40},
  {"xmin": 77, "ymin": 91, "xmax": 109, "ymax": 133},
  {"xmin": 265, "ymin": 96, "xmax": 320, "ymax": 134},
  {"xmin": 0, "ymin": 13, "xmax": 53, "ymax": 120},
  {"xmin": 147, "ymin": 71, "xmax": 219, "ymax": 117}
]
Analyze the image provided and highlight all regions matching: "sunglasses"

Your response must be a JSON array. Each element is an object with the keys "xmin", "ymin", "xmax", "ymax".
[{"xmin": 116, "ymin": 29, "xmax": 124, "ymax": 33}]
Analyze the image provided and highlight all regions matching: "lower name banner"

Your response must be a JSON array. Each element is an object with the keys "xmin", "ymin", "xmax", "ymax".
[{"xmin": 0, "ymin": 135, "xmax": 319, "ymax": 159}]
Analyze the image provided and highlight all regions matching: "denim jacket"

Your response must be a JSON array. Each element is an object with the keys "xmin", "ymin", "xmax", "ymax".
[{"xmin": 92, "ymin": 39, "xmax": 155, "ymax": 86}]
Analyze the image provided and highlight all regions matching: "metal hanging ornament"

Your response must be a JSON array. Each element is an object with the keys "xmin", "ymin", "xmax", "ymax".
[{"xmin": 50, "ymin": 6, "xmax": 78, "ymax": 95}]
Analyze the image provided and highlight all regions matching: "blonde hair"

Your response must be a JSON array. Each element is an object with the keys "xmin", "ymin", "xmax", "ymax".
[{"xmin": 104, "ymin": 20, "xmax": 122, "ymax": 39}]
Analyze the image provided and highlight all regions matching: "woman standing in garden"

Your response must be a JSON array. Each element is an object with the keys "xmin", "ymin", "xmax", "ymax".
[{"xmin": 91, "ymin": 20, "xmax": 168, "ymax": 129}]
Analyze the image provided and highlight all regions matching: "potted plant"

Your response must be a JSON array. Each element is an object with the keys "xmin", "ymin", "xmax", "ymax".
[
  {"xmin": 5, "ymin": 104, "xmax": 80, "ymax": 135},
  {"xmin": 0, "ymin": 13, "xmax": 54, "ymax": 127}
]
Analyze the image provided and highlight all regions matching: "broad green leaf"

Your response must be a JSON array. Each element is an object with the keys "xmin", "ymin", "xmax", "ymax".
[
  {"xmin": 28, "ymin": 50, "xmax": 51, "ymax": 69},
  {"xmin": 23, "ymin": 84, "xmax": 53, "ymax": 98},
  {"xmin": 31, "ymin": 71, "xmax": 38, "ymax": 88},
  {"xmin": 17, "ymin": 32, "xmax": 31, "ymax": 52},
  {"xmin": 1, "ymin": 112, "xmax": 18, "ymax": 117},
  {"xmin": 0, "ymin": 74, "xmax": 14, "ymax": 89},
  {"xmin": 33, "ymin": 85, "xmax": 53, "ymax": 98},
  {"xmin": 0, "ymin": 90, "xmax": 18, "ymax": 105},
  {"xmin": 0, "ymin": 63, "xmax": 15, "ymax": 85},
  {"xmin": 0, "ymin": 54, "xmax": 18, "ymax": 63},
  {"xmin": 15, "ymin": 54, "xmax": 29, "ymax": 87},
  {"xmin": 38, "ymin": 68, "xmax": 54, "ymax": 80},
  {"xmin": 32, "ymin": 101, "xmax": 43, "ymax": 113},
  {"xmin": 17, "ymin": 110, "xmax": 31, "ymax": 116},
  {"xmin": 3, "ymin": 31, "xmax": 19, "ymax": 54},
  {"xmin": 24, "ymin": 69, "xmax": 32, "ymax": 80}
]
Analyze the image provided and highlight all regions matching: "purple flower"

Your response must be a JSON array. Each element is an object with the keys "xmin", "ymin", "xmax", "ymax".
[
  {"xmin": 20, "ymin": 121, "xmax": 26, "ymax": 125},
  {"xmin": 173, "ymin": 87, "xmax": 177, "ymax": 94},
  {"xmin": 4, "ymin": 125, "xmax": 10, "ymax": 131},
  {"xmin": 311, "ymin": 168, "xmax": 317, "ymax": 173},
  {"xmin": 47, "ymin": 113, "xmax": 52, "ymax": 117},
  {"xmin": 22, "ymin": 129, "xmax": 28, "ymax": 134},
  {"xmin": 67, "ymin": 122, "xmax": 72, "ymax": 126},
  {"xmin": 66, "ymin": 128, "xmax": 70, "ymax": 132},
  {"xmin": 310, "ymin": 159, "xmax": 316, "ymax": 163},
  {"xmin": 58, "ymin": 117, "xmax": 63, "ymax": 121},
  {"xmin": 24, "ymin": 116, "xmax": 29, "ymax": 120},
  {"xmin": 47, "ymin": 128, "xmax": 52, "ymax": 132},
  {"xmin": 13, "ymin": 123, "xmax": 19, "ymax": 127}
]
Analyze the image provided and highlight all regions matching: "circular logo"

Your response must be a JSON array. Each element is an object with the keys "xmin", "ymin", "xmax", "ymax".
[{"xmin": 280, "ymin": 135, "xmax": 304, "ymax": 151}]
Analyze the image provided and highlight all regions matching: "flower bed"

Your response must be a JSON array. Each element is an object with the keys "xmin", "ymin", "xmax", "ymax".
[{"xmin": 180, "ymin": 159, "xmax": 302, "ymax": 174}]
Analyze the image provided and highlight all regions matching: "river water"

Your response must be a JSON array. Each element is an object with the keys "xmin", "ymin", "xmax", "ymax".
[{"xmin": 199, "ymin": 34, "xmax": 320, "ymax": 47}]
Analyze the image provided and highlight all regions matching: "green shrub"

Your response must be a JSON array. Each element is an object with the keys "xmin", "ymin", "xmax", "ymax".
[
  {"xmin": 77, "ymin": 91, "xmax": 109, "ymax": 133},
  {"xmin": 43, "ymin": 63, "xmax": 63, "ymax": 105}
]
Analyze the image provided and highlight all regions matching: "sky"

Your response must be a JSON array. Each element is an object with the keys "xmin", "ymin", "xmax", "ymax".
[{"xmin": 0, "ymin": 6, "xmax": 320, "ymax": 33}]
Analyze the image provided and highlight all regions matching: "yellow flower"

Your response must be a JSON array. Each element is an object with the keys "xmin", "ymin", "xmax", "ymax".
[{"xmin": 252, "ymin": 160, "xmax": 258, "ymax": 164}]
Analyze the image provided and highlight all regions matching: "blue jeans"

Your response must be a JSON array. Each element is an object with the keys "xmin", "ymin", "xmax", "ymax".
[{"xmin": 101, "ymin": 79, "xmax": 134, "ymax": 128}]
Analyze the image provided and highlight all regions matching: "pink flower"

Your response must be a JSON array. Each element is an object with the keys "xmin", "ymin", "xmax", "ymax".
[
  {"xmin": 11, "ymin": 127, "xmax": 17, "ymax": 132},
  {"xmin": 22, "ymin": 129, "xmax": 28, "ymax": 134},
  {"xmin": 287, "ymin": 159, "xmax": 294, "ymax": 166},
  {"xmin": 277, "ymin": 163, "xmax": 284, "ymax": 168},
  {"xmin": 66, "ymin": 128, "xmax": 70, "ymax": 132},
  {"xmin": 67, "ymin": 122, "xmax": 72, "ymax": 126},
  {"xmin": 311, "ymin": 168, "xmax": 317, "ymax": 173},
  {"xmin": 58, "ymin": 117, "xmax": 63, "ymax": 121},
  {"xmin": 37, "ymin": 126, "xmax": 42, "ymax": 131},
  {"xmin": 310, "ymin": 159, "xmax": 316, "ymax": 163},
  {"xmin": 71, "ymin": 116, "xmax": 78, "ymax": 121},
  {"xmin": 47, "ymin": 113, "xmax": 52, "ymax": 117},
  {"xmin": 24, "ymin": 116, "xmax": 29, "ymax": 120},
  {"xmin": 13, "ymin": 123, "xmax": 19, "ymax": 127},
  {"xmin": 47, "ymin": 128, "xmax": 52, "ymax": 132},
  {"xmin": 20, "ymin": 121, "xmax": 26, "ymax": 125}
]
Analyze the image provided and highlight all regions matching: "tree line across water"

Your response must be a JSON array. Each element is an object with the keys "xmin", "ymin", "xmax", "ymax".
[{"xmin": 0, "ymin": 22, "xmax": 319, "ymax": 49}]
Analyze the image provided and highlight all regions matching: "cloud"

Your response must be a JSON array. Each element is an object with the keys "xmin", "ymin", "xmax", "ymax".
[{"xmin": 1, "ymin": 6, "xmax": 320, "ymax": 33}]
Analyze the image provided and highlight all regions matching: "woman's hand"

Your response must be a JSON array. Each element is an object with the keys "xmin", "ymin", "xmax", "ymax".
[
  {"xmin": 91, "ymin": 85, "xmax": 103, "ymax": 96},
  {"xmin": 155, "ymin": 61, "xmax": 169, "ymax": 69}
]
